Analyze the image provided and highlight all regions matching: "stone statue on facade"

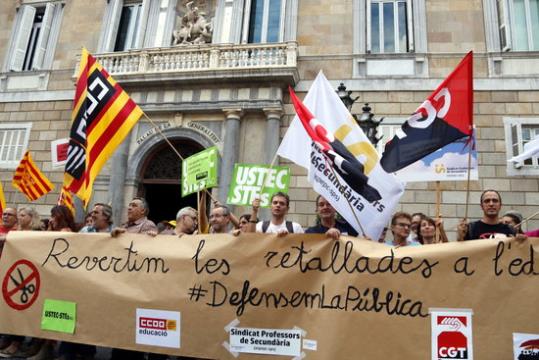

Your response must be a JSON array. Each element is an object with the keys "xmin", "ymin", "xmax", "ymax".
[{"xmin": 173, "ymin": 1, "xmax": 213, "ymax": 45}]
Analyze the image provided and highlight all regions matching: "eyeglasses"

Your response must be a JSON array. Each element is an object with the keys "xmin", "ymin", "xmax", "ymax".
[
  {"xmin": 239, "ymin": 220, "xmax": 249, "ymax": 225},
  {"xmin": 396, "ymin": 223, "xmax": 411, "ymax": 228},
  {"xmin": 3, "ymin": 213, "xmax": 16, "ymax": 217}
]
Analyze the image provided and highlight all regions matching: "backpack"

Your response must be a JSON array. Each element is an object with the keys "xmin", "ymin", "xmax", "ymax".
[{"xmin": 262, "ymin": 220, "xmax": 294, "ymax": 234}]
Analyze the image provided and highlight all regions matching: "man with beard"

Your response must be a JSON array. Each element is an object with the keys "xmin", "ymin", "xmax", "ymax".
[
  {"xmin": 254, "ymin": 192, "xmax": 303, "ymax": 236},
  {"xmin": 209, "ymin": 205, "xmax": 231, "ymax": 234},
  {"xmin": 175, "ymin": 207, "xmax": 198, "ymax": 235},
  {"xmin": 457, "ymin": 189, "xmax": 515, "ymax": 241},
  {"xmin": 80, "ymin": 203, "xmax": 113, "ymax": 233},
  {"xmin": 306, "ymin": 195, "xmax": 357, "ymax": 240}
]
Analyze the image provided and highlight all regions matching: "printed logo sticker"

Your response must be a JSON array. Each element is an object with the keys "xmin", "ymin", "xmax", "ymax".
[
  {"xmin": 431, "ymin": 309, "xmax": 473, "ymax": 360},
  {"xmin": 136, "ymin": 309, "xmax": 180, "ymax": 349},
  {"xmin": 41, "ymin": 299, "xmax": 77, "ymax": 334},
  {"xmin": 2, "ymin": 259, "xmax": 41, "ymax": 311},
  {"xmin": 513, "ymin": 333, "xmax": 539, "ymax": 360},
  {"xmin": 229, "ymin": 327, "xmax": 302, "ymax": 357}
]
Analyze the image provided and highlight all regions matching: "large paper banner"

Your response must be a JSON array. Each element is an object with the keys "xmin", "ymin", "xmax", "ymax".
[
  {"xmin": 395, "ymin": 133, "xmax": 478, "ymax": 182},
  {"xmin": 181, "ymin": 146, "xmax": 218, "ymax": 197},
  {"xmin": 0, "ymin": 232, "xmax": 537, "ymax": 359},
  {"xmin": 226, "ymin": 164, "xmax": 290, "ymax": 207}
]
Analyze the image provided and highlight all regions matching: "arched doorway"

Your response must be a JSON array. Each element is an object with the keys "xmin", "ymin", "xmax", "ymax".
[{"xmin": 138, "ymin": 139, "xmax": 205, "ymax": 224}]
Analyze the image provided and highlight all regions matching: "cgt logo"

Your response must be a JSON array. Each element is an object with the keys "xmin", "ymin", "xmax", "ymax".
[
  {"xmin": 139, "ymin": 317, "xmax": 177, "ymax": 331},
  {"xmin": 438, "ymin": 331, "xmax": 468, "ymax": 359},
  {"xmin": 439, "ymin": 347, "xmax": 467, "ymax": 359}
]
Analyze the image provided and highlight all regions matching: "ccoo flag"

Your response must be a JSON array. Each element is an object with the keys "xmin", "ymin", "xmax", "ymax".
[
  {"xmin": 381, "ymin": 51, "xmax": 474, "ymax": 173},
  {"xmin": 277, "ymin": 71, "xmax": 404, "ymax": 240},
  {"xmin": 63, "ymin": 48, "xmax": 143, "ymax": 206},
  {"xmin": 12, "ymin": 151, "xmax": 54, "ymax": 201}
]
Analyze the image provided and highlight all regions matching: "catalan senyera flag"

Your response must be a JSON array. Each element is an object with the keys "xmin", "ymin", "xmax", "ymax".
[
  {"xmin": 12, "ymin": 151, "xmax": 54, "ymax": 201},
  {"xmin": 58, "ymin": 186, "xmax": 75, "ymax": 216},
  {"xmin": 63, "ymin": 48, "xmax": 143, "ymax": 206},
  {"xmin": 0, "ymin": 182, "xmax": 6, "ymax": 216}
]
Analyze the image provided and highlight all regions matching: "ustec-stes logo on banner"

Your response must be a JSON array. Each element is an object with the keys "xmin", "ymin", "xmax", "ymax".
[
  {"xmin": 136, "ymin": 308, "xmax": 181, "ymax": 349},
  {"xmin": 431, "ymin": 309, "xmax": 473, "ymax": 360}
]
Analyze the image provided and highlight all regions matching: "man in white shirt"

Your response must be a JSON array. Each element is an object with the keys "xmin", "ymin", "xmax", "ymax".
[{"xmin": 253, "ymin": 192, "xmax": 303, "ymax": 236}]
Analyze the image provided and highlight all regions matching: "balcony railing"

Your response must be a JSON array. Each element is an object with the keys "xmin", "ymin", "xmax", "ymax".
[{"xmin": 95, "ymin": 42, "xmax": 298, "ymax": 76}]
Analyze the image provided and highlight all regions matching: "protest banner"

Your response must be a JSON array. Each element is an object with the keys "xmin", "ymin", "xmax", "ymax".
[
  {"xmin": 0, "ymin": 231, "xmax": 537, "ymax": 359},
  {"xmin": 395, "ymin": 132, "xmax": 478, "ymax": 182},
  {"xmin": 226, "ymin": 164, "xmax": 290, "ymax": 207},
  {"xmin": 181, "ymin": 146, "xmax": 218, "ymax": 197}
]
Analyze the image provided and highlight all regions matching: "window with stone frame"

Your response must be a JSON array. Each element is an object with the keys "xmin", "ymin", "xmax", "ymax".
[
  {"xmin": 369, "ymin": 0, "xmax": 410, "ymax": 53},
  {"xmin": 3, "ymin": 2, "xmax": 64, "ymax": 72},
  {"xmin": 496, "ymin": 0, "xmax": 539, "ymax": 51},
  {"xmin": 246, "ymin": 0, "xmax": 285, "ymax": 43},
  {"xmin": 504, "ymin": 118, "xmax": 539, "ymax": 176},
  {"xmin": 0, "ymin": 123, "xmax": 32, "ymax": 169},
  {"xmin": 213, "ymin": 0, "xmax": 296, "ymax": 44},
  {"xmin": 98, "ymin": 0, "xmax": 179, "ymax": 52},
  {"xmin": 352, "ymin": 0, "xmax": 427, "ymax": 77}
]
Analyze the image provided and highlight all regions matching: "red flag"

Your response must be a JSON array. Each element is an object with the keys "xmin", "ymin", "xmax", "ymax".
[
  {"xmin": 58, "ymin": 186, "xmax": 75, "ymax": 216},
  {"xmin": 63, "ymin": 48, "xmax": 142, "ymax": 207},
  {"xmin": 0, "ymin": 182, "xmax": 6, "ymax": 217},
  {"xmin": 288, "ymin": 87, "xmax": 382, "ymax": 202},
  {"xmin": 12, "ymin": 151, "xmax": 54, "ymax": 201},
  {"xmin": 381, "ymin": 51, "xmax": 474, "ymax": 173}
]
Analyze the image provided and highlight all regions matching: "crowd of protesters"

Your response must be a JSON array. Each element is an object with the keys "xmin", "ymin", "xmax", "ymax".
[{"xmin": 0, "ymin": 188, "xmax": 537, "ymax": 359}]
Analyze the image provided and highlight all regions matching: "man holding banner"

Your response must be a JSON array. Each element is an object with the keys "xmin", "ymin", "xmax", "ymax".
[
  {"xmin": 306, "ymin": 195, "xmax": 358, "ymax": 240},
  {"xmin": 254, "ymin": 192, "xmax": 303, "ymax": 235}
]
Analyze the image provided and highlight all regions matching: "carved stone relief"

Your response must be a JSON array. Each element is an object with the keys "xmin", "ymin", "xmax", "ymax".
[{"xmin": 173, "ymin": 0, "xmax": 215, "ymax": 45}]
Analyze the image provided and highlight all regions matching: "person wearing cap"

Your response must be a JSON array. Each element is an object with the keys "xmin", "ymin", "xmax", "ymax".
[
  {"xmin": 457, "ymin": 189, "xmax": 515, "ymax": 241},
  {"xmin": 501, "ymin": 210, "xmax": 524, "ymax": 234},
  {"xmin": 158, "ymin": 220, "xmax": 176, "ymax": 235}
]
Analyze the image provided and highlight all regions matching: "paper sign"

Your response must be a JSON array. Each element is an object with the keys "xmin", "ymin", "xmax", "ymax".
[
  {"xmin": 227, "ymin": 164, "xmax": 290, "ymax": 207},
  {"xmin": 51, "ymin": 138, "xmax": 69, "ymax": 169},
  {"xmin": 513, "ymin": 333, "xmax": 539, "ymax": 359},
  {"xmin": 41, "ymin": 299, "xmax": 76, "ymax": 334},
  {"xmin": 229, "ymin": 327, "xmax": 302, "ymax": 356},
  {"xmin": 181, "ymin": 147, "xmax": 218, "ymax": 197},
  {"xmin": 136, "ymin": 308, "xmax": 181, "ymax": 349},
  {"xmin": 396, "ymin": 132, "xmax": 478, "ymax": 182},
  {"xmin": 430, "ymin": 309, "xmax": 473, "ymax": 360},
  {"xmin": 303, "ymin": 339, "xmax": 317, "ymax": 351}
]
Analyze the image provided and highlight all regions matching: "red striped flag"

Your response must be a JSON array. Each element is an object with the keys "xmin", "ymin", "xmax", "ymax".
[
  {"xmin": 58, "ymin": 186, "xmax": 75, "ymax": 216},
  {"xmin": 12, "ymin": 151, "xmax": 54, "ymax": 201},
  {"xmin": 63, "ymin": 48, "xmax": 142, "ymax": 206},
  {"xmin": 0, "ymin": 181, "xmax": 6, "ymax": 216}
]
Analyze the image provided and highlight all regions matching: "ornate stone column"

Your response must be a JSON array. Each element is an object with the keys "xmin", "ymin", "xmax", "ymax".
[
  {"xmin": 263, "ymin": 108, "xmax": 282, "ymax": 163},
  {"xmin": 108, "ymin": 131, "xmax": 133, "ymax": 226},
  {"xmin": 260, "ymin": 108, "xmax": 283, "ymax": 220},
  {"xmin": 219, "ymin": 109, "xmax": 242, "ymax": 203}
]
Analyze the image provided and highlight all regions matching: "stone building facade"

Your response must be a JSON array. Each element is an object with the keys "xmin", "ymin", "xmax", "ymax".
[{"xmin": 0, "ymin": 0, "xmax": 538, "ymax": 236}]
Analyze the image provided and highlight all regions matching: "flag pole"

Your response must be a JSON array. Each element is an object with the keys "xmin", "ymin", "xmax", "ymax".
[
  {"xmin": 258, "ymin": 153, "xmax": 279, "ymax": 200},
  {"xmin": 463, "ymin": 136, "xmax": 473, "ymax": 220},
  {"xmin": 515, "ymin": 210, "xmax": 539, "ymax": 229},
  {"xmin": 435, "ymin": 180, "xmax": 441, "ymax": 243},
  {"xmin": 142, "ymin": 112, "xmax": 219, "ymax": 203},
  {"xmin": 322, "ymin": 153, "xmax": 367, "ymax": 238}
]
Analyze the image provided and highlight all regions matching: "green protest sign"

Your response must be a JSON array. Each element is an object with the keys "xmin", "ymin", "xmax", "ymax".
[
  {"xmin": 227, "ymin": 164, "xmax": 290, "ymax": 207},
  {"xmin": 41, "ymin": 299, "xmax": 76, "ymax": 334},
  {"xmin": 182, "ymin": 146, "xmax": 219, "ymax": 197}
]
